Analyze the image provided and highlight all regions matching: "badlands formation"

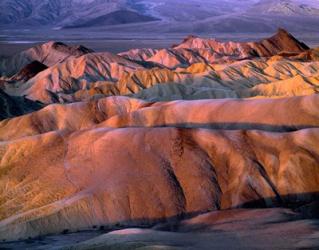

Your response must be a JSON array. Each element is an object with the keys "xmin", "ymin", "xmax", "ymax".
[{"xmin": 0, "ymin": 29, "xmax": 319, "ymax": 248}]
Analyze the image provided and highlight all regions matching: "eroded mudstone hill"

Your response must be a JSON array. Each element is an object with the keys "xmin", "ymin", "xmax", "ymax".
[
  {"xmin": 0, "ymin": 95, "xmax": 318, "ymax": 240},
  {"xmin": 1, "ymin": 29, "xmax": 317, "ymax": 106},
  {"xmin": 0, "ymin": 29, "xmax": 318, "ymax": 245}
]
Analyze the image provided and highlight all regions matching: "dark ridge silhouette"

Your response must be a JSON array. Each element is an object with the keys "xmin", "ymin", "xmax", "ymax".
[
  {"xmin": 11, "ymin": 60, "xmax": 48, "ymax": 82},
  {"xmin": 123, "ymin": 123, "xmax": 319, "ymax": 133},
  {"xmin": 51, "ymin": 42, "xmax": 94, "ymax": 55}
]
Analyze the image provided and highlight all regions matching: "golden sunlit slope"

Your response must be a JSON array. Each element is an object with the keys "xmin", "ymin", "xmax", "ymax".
[
  {"xmin": 3, "ymin": 57, "xmax": 318, "ymax": 104},
  {"xmin": 129, "ymin": 59, "xmax": 319, "ymax": 101},
  {"xmin": 4, "ymin": 52, "xmax": 145, "ymax": 104},
  {"xmin": 46, "ymin": 58, "xmax": 319, "ymax": 102},
  {"xmin": 0, "ymin": 95, "xmax": 319, "ymax": 141},
  {"xmin": 0, "ymin": 124, "xmax": 319, "ymax": 240}
]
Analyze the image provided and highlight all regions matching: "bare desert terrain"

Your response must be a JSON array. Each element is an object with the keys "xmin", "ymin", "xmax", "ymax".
[{"xmin": 0, "ymin": 1, "xmax": 319, "ymax": 249}]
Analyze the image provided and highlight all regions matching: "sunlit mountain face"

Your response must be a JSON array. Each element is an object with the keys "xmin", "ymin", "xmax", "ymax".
[{"xmin": 0, "ymin": 1, "xmax": 319, "ymax": 249}]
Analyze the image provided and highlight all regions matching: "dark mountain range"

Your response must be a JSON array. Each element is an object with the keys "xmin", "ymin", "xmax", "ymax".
[
  {"xmin": 64, "ymin": 10, "xmax": 160, "ymax": 28},
  {"xmin": 248, "ymin": 0, "xmax": 319, "ymax": 16},
  {"xmin": 1, "ymin": 0, "xmax": 319, "ymax": 31}
]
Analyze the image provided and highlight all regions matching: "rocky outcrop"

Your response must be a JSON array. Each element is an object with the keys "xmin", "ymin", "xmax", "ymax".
[
  {"xmin": 173, "ymin": 28, "xmax": 309, "ymax": 58},
  {"xmin": 10, "ymin": 61, "xmax": 48, "ymax": 82},
  {"xmin": 8, "ymin": 56, "xmax": 318, "ymax": 103},
  {"xmin": 4, "ymin": 52, "xmax": 144, "ymax": 103},
  {"xmin": 0, "ymin": 41, "xmax": 93, "ymax": 77},
  {"xmin": 0, "ymin": 30, "xmax": 316, "ymax": 105},
  {"xmin": 119, "ymin": 29, "xmax": 309, "ymax": 68},
  {"xmin": 251, "ymin": 28, "xmax": 310, "ymax": 56}
]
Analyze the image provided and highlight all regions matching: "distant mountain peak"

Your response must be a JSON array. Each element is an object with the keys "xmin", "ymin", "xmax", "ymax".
[
  {"xmin": 263, "ymin": 28, "xmax": 310, "ymax": 51},
  {"xmin": 171, "ymin": 29, "xmax": 309, "ymax": 60},
  {"xmin": 276, "ymin": 27, "xmax": 290, "ymax": 35},
  {"xmin": 249, "ymin": 0, "xmax": 319, "ymax": 16},
  {"xmin": 178, "ymin": 35, "xmax": 200, "ymax": 44}
]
